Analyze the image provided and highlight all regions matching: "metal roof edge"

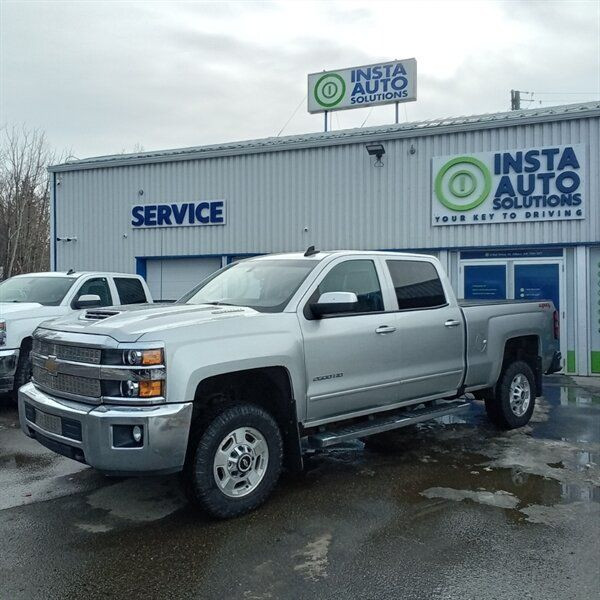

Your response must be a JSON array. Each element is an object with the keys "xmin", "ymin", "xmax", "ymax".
[{"xmin": 49, "ymin": 102, "xmax": 600, "ymax": 173}]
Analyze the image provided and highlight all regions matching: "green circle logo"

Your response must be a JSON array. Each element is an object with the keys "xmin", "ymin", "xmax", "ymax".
[
  {"xmin": 314, "ymin": 73, "xmax": 346, "ymax": 108},
  {"xmin": 435, "ymin": 156, "xmax": 492, "ymax": 211}
]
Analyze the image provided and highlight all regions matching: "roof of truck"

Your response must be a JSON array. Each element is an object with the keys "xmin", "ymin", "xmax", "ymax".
[
  {"xmin": 11, "ymin": 271, "xmax": 143, "ymax": 279},
  {"xmin": 250, "ymin": 250, "xmax": 436, "ymax": 261}
]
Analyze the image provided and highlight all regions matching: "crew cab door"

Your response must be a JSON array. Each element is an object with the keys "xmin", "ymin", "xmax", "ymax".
[
  {"xmin": 299, "ymin": 257, "xmax": 400, "ymax": 424},
  {"xmin": 383, "ymin": 258, "xmax": 465, "ymax": 400},
  {"xmin": 69, "ymin": 276, "xmax": 115, "ymax": 309}
]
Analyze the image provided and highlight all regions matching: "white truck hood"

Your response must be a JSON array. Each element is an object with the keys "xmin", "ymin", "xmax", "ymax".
[
  {"xmin": 38, "ymin": 303, "xmax": 259, "ymax": 343},
  {"xmin": 0, "ymin": 302, "xmax": 62, "ymax": 320}
]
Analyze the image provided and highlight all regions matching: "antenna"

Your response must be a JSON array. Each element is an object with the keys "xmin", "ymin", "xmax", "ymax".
[
  {"xmin": 304, "ymin": 245, "xmax": 319, "ymax": 257},
  {"xmin": 66, "ymin": 268, "xmax": 75, "ymax": 275}
]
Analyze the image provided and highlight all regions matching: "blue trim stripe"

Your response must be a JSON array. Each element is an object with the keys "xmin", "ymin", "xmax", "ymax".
[{"xmin": 135, "ymin": 257, "xmax": 147, "ymax": 279}]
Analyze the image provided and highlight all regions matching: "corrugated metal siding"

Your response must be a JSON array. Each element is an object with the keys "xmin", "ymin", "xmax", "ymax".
[{"xmin": 55, "ymin": 115, "xmax": 599, "ymax": 273}]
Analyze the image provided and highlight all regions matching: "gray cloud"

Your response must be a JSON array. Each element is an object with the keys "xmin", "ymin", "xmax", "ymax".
[{"xmin": 2, "ymin": 0, "xmax": 598, "ymax": 158}]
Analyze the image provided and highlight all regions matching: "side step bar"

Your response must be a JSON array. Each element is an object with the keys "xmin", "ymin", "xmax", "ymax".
[{"xmin": 307, "ymin": 399, "xmax": 470, "ymax": 448}]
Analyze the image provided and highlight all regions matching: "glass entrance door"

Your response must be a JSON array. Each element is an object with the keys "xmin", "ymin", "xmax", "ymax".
[
  {"xmin": 460, "ymin": 257, "xmax": 565, "ymax": 371},
  {"xmin": 514, "ymin": 263, "xmax": 560, "ymax": 311},
  {"xmin": 463, "ymin": 264, "xmax": 507, "ymax": 300}
]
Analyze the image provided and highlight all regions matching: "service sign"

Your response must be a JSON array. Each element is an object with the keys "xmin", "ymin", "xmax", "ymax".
[
  {"xmin": 131, "ymin": 200, "xmax": 226, "ymax": 228},
  {"xmin": 307, "ymin": 59, "xmax": 417, "ymax": 114},
  {"xmin": 431, "ymin": 144, "xmax": 586, "ymax": 226}
]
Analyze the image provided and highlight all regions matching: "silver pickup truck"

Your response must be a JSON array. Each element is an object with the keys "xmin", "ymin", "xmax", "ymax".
[{"xmin": 18, "ymin": 250, "xmax": 561, "ymax": 518}]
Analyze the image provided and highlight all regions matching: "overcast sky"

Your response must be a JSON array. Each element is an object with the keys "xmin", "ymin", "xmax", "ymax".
[{"xmin": 2, "ymin": 0, "xmax": 599, "ymax": 159}]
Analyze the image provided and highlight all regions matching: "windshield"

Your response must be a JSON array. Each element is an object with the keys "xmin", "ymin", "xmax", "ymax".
[
  {"xmin": 179, "ymin": 259, "xmax": 318, "ymax": 312},
  {"xmin": 0, "ymin": 276, "xmax": 76, "ymax": 306}
]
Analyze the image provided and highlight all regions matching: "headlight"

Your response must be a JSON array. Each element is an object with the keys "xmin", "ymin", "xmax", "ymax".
[
  {"xmin": 0, "ymin": 321, "xmax": 6, "ymax": 346},
  {"xmin": 123, "ymin": 348, "xmax": 163, "ymax": 366}
]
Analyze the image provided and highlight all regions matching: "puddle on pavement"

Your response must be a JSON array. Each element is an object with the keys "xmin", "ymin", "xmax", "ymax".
[
  {"xmin": 0, "ymin": 452, "xmax": 55, "ymax": 470},
  {"xmin": 302, "ymin": 385, "xmax": 599, "ymax": 527}
]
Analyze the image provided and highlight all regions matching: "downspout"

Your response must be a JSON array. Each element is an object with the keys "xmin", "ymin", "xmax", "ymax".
[{"xmin": 51, "ymin": 171, "xmax": 57, "ymax": 271}]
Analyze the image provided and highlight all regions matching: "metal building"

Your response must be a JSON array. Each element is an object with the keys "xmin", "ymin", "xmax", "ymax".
[{"xmin": 49, "ymin": 101, "xmax": 600, "ymax": 376}]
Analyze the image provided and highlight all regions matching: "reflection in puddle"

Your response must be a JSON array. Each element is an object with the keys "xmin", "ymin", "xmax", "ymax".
[{"xmin": 307, "ymin": 385, "xmax": 599, "ymax": 523}]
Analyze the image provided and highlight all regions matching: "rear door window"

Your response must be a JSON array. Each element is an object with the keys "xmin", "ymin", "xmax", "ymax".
[
  {"xmin": 386, "ymin": 260, "xmax": 446, "ymax": 310},
  {"xmin": 114, "ymin": 277, "xmax": 147, "ymax": 305}
]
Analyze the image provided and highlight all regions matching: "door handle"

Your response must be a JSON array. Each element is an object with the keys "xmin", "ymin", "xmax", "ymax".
[
  {"xmin": 444, "ymin": 320, "xmax": 461, "ymax": 327},
  {"xmin": 375, "ymin": 325, "xmax": 397, "ymax": 334}
]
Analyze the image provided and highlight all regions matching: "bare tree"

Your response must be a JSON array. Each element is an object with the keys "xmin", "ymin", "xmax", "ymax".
[{"xmin": 0, "ymin": 126, "xmax": 56, "ymax": 278}]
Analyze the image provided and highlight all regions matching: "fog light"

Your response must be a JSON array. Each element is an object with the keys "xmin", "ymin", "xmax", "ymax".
[
  {"xmin": 112, "ymin": 424, "xmax": 144, "ymax": 448},
  {"xmin": 132, "ymin": 425, "xmax": 143, "ymax": 443}
]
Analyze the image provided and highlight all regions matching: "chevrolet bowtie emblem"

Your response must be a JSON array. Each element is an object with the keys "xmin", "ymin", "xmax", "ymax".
[{"xmin": 45, "ymin": 355, "xmax": 59, "ymax": 376}]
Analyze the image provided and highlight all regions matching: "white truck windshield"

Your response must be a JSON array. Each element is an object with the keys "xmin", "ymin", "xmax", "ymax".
[
  {"xmin": 0, "ymin": 277, "xmax": 76, "ymax": 306},
  {"xmin": 180, "ymin": 259, "xmax": 317, "ymax": 312}
]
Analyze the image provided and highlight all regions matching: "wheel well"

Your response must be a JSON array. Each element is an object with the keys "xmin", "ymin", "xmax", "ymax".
[
  {"xmin": 20, "ymin": 336, "xmax": 33, "ymax": 354},
  {"xmin": 192, "ymin": 367, "xmax": 303, "ymax": 472},
  {"xmin": 502, "ymin": 335, "xmax": 541, "ymax": 395}
]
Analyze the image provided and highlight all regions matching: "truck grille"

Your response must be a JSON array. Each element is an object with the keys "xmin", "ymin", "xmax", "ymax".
[
  {"xmin": 32, "ymin": 339, "xmax": 101, "ymax": 365},
  {"xmin": 32, "ymin": 365, "xmax": 101, "ymax": 398}
]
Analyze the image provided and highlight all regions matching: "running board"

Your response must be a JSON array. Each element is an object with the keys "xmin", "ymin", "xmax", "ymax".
[{"xmin": 307, "ymin": 400, "xmax": 469, "ymax": 448}]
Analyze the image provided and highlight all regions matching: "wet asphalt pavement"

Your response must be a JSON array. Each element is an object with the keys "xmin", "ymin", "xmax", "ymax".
[{"xmin": 1, "ymin": 376, "xmax": 599, "ymax": 600}]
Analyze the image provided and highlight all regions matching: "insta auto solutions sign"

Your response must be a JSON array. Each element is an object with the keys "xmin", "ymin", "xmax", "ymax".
[{"xmin": 431, "ymin": 144, "xmax": 586, "ymax": 226}]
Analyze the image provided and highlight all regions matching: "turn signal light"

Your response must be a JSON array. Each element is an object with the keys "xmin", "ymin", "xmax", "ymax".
[
  {"xmin": 141, "ymin": 349, "xmax": 163, "ymax": 366},
  {"xmin": 139, "ymin": 380, "xmax": 163, "ymax": 398}
]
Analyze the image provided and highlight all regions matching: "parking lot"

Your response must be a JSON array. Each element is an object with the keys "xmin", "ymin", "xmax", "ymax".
[{"xmin": 1, "ymin": 376, "xmax": 598, "ymax": 600}]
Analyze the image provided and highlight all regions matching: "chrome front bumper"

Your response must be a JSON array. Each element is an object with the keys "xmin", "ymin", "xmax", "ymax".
[
  {"xmin": 18, "ymin": 382, "xmax": 193, "ymax": 475},
  {"xmin": 0, "ymin": 348, "xmax": 19, "ymax": 393}
]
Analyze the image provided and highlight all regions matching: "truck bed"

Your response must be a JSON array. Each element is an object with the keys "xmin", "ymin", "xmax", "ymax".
[{"xmin": 459, "ymin": 299, "xmax": 550, "ymax": 307}]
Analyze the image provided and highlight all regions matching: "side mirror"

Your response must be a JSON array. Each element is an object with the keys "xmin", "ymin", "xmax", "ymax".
[
  {"xmin": 74, "ymin": 294, "xmax": 102, "ymax": 309},
  {"xmin": 311, "ymin": 291, "xmax": 358, "ymax": 317}
]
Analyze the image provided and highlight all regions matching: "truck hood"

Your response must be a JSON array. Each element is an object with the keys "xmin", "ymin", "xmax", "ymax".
[
  {"xmin": 0, "ymin": 302, "xmax": 61, "ymax": 320},
  {"xmin": 38, "ymin": 303, "xmax": 259, "ymax": 342}
]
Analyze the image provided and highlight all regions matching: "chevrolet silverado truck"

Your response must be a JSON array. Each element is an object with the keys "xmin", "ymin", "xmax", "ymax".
[
  {"xmin": 18, "ymin": 250, "xmax": 561, "ymax": 518},
  {"xmin": 0, "ymin": 271, "xmax": 152, "ymax": 399}
]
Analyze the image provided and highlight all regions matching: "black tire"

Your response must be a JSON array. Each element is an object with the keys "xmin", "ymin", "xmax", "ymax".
[
  {"xmin": 183, "ymin": 404, "xmax": 283, "ymax": 519},
  {"xmin": 485, "ymin": 360, "xmax": 536, "ymax": 430},
  {"xmin": 11, "ymin": 347, "xmax": 32, "ymax": 402}
]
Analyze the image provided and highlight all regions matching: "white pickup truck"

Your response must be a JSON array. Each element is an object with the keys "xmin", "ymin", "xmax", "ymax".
[
  {"xmin": 18, "ymin": 251, "xmax": 561, "ymax": 518},
  {"xmin": 0, "ymin": 271, "xmax": 152, "ymax": 398}
]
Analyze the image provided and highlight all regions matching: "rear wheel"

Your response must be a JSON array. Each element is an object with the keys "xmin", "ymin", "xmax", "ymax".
[
  {"xmin": 485, "ymin": 360, "xmax": 536, "ymax": 429},
  {"xmin": 184, "ymin": 404, "xmax": 283, "ymax": 519}
]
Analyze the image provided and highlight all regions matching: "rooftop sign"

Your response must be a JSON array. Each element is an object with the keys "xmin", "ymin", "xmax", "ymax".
[{"xmin": 307, "ymin": 59, "xmax": 417, "ymax": 114}]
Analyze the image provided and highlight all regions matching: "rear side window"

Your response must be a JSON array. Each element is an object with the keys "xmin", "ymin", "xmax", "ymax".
[
  {"xmin": 386, "ymin": 260, "xmax": 446, "ymax": 310},
  {"xmin": 314, "ymin": 260, "xmax": 384, "ymax": 313},
  {"xmin": 115, "ymin": 278, "xmax": 147, "ymax": 305}
]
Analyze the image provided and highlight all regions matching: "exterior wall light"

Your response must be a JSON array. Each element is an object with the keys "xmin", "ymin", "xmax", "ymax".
[{"xmin": 366, "ymin": 143, "xmax": 385, "ymax": 167}]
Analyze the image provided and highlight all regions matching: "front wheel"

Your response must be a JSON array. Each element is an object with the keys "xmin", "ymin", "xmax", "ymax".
[
  {"xmin": 11, "ymin": 348, "xmax": 32, "ymax": 402},
  {"xmin": 183, "ymin": 404, "xmax": 283, "ymax": 519},
  {"xmin": 485, "ymin": 360, "xmax": 536, "ymax": 429}
]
